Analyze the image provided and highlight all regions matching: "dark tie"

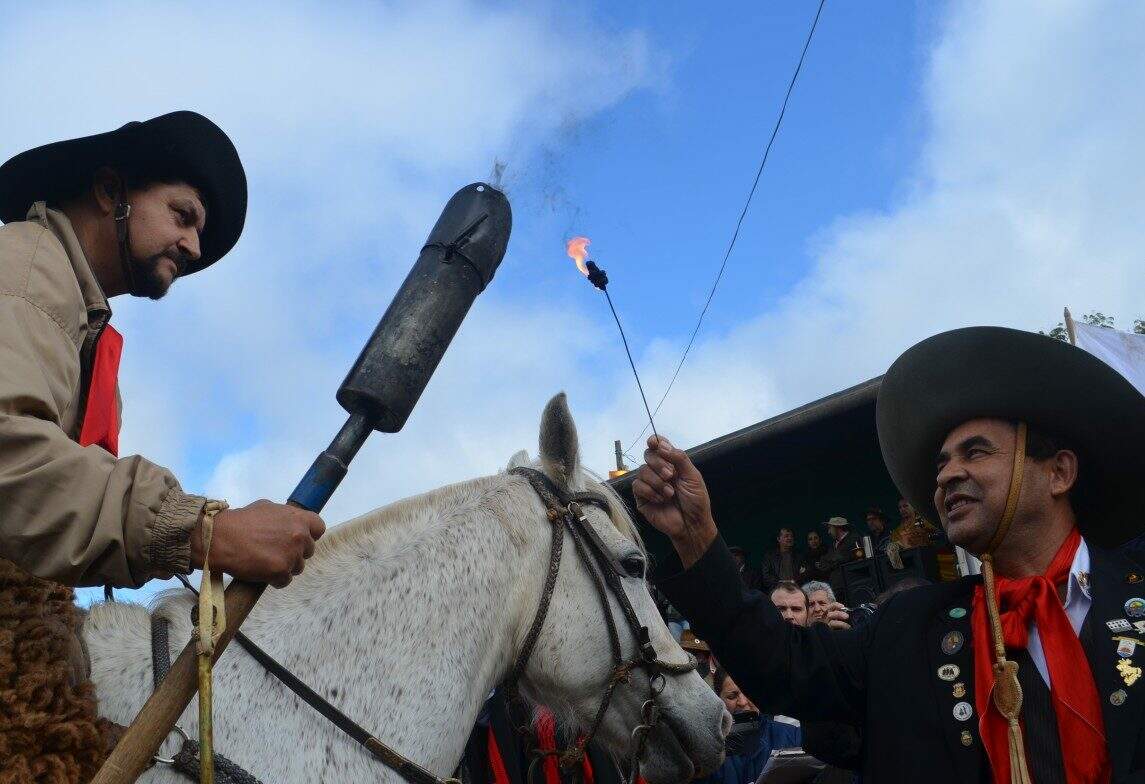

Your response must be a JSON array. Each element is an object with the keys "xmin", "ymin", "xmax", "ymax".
[{"xmin": 1011, "ymin": 647, "xmax": 1066, "ymax": 784}]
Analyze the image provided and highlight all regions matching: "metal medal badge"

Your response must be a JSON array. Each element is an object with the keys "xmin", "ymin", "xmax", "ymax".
[
  {"xmin": 952, "ymin": 682, "xmax": 966, "ymax": 699},
  {"xmin": 938, "ymin": 664, "xmax": 960, "ymax": 681},
  {"xmin": 1116, "ymin": 637, "xmax": 1138, "ymax": 657},
  {"xmin": 941, "ymin": 630, "xmax": 965, "ymax": 655},
  {"xmin": 952, "ymin": 701, "xmax": 974, "ymax": 722},
  {"xmin": 1109, "ymin": 619, "xmax": 1133, "ymax": 632},
  {"xmin": 1126, "ymin": 598, "xmax": 1145, "ymax": 618},
  {"xmin": 1117, "ymin": 658, "xmax": 1142, "ymax": 687}
]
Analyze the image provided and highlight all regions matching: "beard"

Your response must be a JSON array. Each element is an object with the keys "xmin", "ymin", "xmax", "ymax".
[{"xmin": 129, "ymin": 252, "xmax": 184, "ymax": 300}]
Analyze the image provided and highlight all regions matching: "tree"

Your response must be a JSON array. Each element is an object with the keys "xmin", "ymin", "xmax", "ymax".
[{"xmin": 1042, "ymin": 311, "xmax": 1144, "ymax": 342}]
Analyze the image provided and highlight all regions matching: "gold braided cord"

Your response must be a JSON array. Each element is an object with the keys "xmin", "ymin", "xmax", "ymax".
[
  {"xmin": 981, "ymin": 423, "xmax": 1031, "ymax": 784},
  {"xmin": 196, "ymin": 500, "xmax": 229, "ymax": 784}
]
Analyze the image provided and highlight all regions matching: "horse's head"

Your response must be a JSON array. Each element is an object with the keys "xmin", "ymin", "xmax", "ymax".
[{"xmin": 505, "ymin": 393, "xmax": 728, "ymax": 784}]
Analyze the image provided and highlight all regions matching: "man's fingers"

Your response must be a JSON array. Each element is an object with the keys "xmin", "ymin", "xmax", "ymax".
[
  {"xmin": 308, "ymin": 514, "xmax": 326, "ymax": 540},
  {"xmin": 642, "ymin": 450, "xmax": 675, "ymax": 480},
  {"xmin": 633, "ymin": 477, "xmax": 666, "ymax": 505},
  {"xmin": 635, "ymin": 465, "xmax": 671, "ymax": 495},
  {"xmin": 648, "ymin": 435, "xmax": 696, "ymax": 477}
]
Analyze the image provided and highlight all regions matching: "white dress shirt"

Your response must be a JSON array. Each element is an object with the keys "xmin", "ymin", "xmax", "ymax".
[{"xmin": 1026, "ymin": 537, "xmax": 1092, "ymax": 686}]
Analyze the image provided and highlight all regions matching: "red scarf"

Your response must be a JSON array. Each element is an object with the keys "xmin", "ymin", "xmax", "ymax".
[
  {"xmin": 972, "ymin": 528, "xmax": 1110, "ymax": 783},
  {"xmin": 77, "ymin": 324, "xmax": 123, "ymax": 456}
]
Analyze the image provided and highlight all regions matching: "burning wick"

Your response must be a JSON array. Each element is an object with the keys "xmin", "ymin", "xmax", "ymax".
[{"xmin": 566, "ymin": 237, "xmax": 661, "ymax": 443}]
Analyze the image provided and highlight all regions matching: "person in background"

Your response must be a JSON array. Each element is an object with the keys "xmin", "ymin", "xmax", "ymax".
[
  {"xmin": 802, "ymin": 581, "xmax": 837, "ymax": 625},
  {"xmin": 769, "ymin": 581, "xmax": 809, "ymax": 626},
  {"xmin": 891, "ymin": 498, "xmax": 939, "ymax": 548},
  {"xmin": 680, "ymin": 628, "xmax": 717, "ymax": 682},
  {"xmin": 760, "ymin": 527, "xmax": 800, "ymax": 591},
  {"xmin": 767, "ymin": 582, "xmax": 860, "ymax": 780},
  {"xmin": 802, "ymin": 530, "xmax": 831, "ymax": 581},
  {"xmin": 693, "ymin": 668, "xmax": 800, "ymax": 784},
  {"xmin": 815, "ymin": 517, "xmax": 859, "ymax": 598},
  {"xmin": 864, "ymin": 508, "xmax": 891, "ymax": 551},
  {"xmin": 729, "ymin": 545, "xmax": 763, "ymax": 591}
]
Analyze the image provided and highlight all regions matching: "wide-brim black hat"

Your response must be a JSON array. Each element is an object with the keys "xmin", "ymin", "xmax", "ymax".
[
  {"xmin": 876, "ymin": 326, "xmax": 1145, "ymax": 549},
  {"xmin": 0, "ymin": 111, "xmax": 246, "ymax": 275}
]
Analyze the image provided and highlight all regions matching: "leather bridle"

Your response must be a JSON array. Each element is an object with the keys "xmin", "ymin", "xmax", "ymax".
[{"xmin": 506, "ymin": 467, "xmax": 698, "ymax": 784}]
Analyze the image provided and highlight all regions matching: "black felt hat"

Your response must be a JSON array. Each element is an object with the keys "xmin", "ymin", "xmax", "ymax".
[
  {"xmin": 876, "ymin": 326, "xmax": 1145, "ymax": 549},
  {"xmin": 0, "ymin": 111, "xmax": 246, "ymax": 275}
]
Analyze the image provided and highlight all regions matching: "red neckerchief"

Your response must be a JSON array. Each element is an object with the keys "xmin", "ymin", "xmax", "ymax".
[
  {"xmin": 972, "ymin": 527, "xmax": 1110, "ymax": 783},
  {"xmin": 77, "ymin": 324, "xmax": 123, "ymax": 456}
]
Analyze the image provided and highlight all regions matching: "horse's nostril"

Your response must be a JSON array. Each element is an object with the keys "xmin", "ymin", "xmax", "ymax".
[{"xmin": 719, "ymin": 709, "xmax": 733, "ymax": 739}]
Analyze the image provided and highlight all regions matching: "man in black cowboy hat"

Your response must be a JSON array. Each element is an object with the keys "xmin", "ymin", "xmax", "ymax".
[
  {"xmin": 633, "ymin": 326, "xmax": 1145, "ymax": 783},
  {"xmin": 0, "ymin": 111, "xmax": 326, "ymax": 778},
  {"xmin": 0, "ymin": 112, "xmax": 324, "ymax": 590}
]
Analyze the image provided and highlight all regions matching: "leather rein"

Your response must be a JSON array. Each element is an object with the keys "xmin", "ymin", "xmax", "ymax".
[{"xmin": 150, "ymin": 467, "xmax": 695, "ymax": 784}]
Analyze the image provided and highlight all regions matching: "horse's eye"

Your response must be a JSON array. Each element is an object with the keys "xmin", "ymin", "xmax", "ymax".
[{"xmin": 620, "ymin": 555, "xmax": 646, "ymax": 578}]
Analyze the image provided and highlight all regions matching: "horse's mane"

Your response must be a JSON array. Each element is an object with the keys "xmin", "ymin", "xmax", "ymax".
[{"xmin": 316, "ymin": 463, "xmax": 643, "ymax": 561}]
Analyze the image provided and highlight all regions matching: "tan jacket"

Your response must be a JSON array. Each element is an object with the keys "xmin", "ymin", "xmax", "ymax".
[{"xmin": 0, "ymin": 202, "xmax": 205, "ymax": 587}]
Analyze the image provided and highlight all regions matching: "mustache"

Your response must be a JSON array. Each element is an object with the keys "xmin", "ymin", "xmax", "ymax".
[
  {"xmin": 942, "ymin": 479, "xmax": 982, "ymax": 501},
  {"xmin": 151, "ymin": 250, "xmax": 191, "ymax": 276}
]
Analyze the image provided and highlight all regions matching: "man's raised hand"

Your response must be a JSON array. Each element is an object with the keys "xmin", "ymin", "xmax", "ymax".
[{"xmin": 633, "ymin": 435, "xmax": 717, "ymax": 568}]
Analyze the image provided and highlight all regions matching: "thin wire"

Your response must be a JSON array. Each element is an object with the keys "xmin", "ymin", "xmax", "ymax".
[
  {"xmin": 625, "ymin": 0, "xmax": 827, "ymax": 455},
  {"xmin": 603, "ymin": 288, "xmax": 660, "ymax": 442}
]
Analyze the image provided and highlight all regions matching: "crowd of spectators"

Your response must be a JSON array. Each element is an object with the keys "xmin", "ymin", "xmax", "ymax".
[
  {"xmin": 730, "ymin": 498, "xmax": 944, "ymax": 601},
  {"xmin": 668, "ymin": 508, "xmax": 943, "ymax": 784}
]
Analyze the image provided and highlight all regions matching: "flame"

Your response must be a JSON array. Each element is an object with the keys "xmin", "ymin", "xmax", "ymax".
[{"xmin": 566, "ymin": 236, "xmax": 591, "ymax": 277}]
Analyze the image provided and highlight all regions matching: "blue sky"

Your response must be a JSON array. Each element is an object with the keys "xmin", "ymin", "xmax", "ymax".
[{"xmin": 3, "ymin": 1, "xmax": 1144, "ymax": 603}]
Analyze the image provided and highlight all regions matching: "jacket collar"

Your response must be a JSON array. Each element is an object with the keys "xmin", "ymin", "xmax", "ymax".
[{"xmin": 26, "ymin": 201, "xmax": 111, "ymax": 324}]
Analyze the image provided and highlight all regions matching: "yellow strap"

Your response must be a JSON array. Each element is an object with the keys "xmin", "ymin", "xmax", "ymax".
[
  {"xmin": 985, "ymin": 422, "xmax": 1026, "ymax": 555},
  {"xmin": 197, "ymin": 500, "xmax": 228, "ymax": 656},
  {"xmin": 196, "ymin": 500, "xmax": 228, "ymax": 784}
]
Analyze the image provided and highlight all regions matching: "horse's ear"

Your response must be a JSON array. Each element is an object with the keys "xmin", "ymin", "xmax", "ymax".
[
  {"xmin": 539, "ymin": 392, "xmax": 581, "ymax": 488},
  {"xmin": 506, "ymin": 449, "xmax": 532, "ymax": 471}
]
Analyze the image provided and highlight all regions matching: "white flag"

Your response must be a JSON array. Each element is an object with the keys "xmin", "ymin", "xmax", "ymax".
[{"xmin": 1066, "ymin": 310, "xmax": 1145, "ymax": 396}]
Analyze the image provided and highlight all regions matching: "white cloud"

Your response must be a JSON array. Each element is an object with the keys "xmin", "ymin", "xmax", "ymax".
[
  {"xmin": 600, "ymin": 0, "xmax": 1145, "ymax": 459},
  {"xmin": 1, "ymin": 0, "xmax": 663, "ymax": 524},
  {"xmin": 11, "ymin": 0, "xmax": 1145, "ymax": 563}
]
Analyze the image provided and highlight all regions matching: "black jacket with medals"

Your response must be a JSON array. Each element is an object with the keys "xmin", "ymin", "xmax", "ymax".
[{"xmin": 656, "ymin": 535, "xmax": 1145, "ymax": 783}]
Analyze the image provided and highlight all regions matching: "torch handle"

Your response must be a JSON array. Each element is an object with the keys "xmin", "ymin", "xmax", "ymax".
[{"xmin": 288, "ymin": 412, "xmax": 374, "ymax": 511}]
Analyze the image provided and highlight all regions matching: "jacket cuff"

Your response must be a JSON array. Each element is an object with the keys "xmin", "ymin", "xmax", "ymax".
[
  {"xmin": 654, "ymin": 535, "xmax": 747, "ymax": 642},
  {"xmin": 146, "ymin": 489, "xmax": 206, "ymax": 579}
]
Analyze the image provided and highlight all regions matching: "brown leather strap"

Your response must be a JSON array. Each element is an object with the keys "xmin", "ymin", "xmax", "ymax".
[
  {"xmin": 980, "ymin": 421, "xmax": 1033, "ymax": 784},
  {"xmin": 985, "ymin": 421, "xmax": 1027, "ymax": 555}
]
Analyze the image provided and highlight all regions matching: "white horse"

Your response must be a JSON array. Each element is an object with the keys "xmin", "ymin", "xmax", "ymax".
[{"xmin": 83, "ymin": 394, "xmax": 728, "ymax": 783}]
